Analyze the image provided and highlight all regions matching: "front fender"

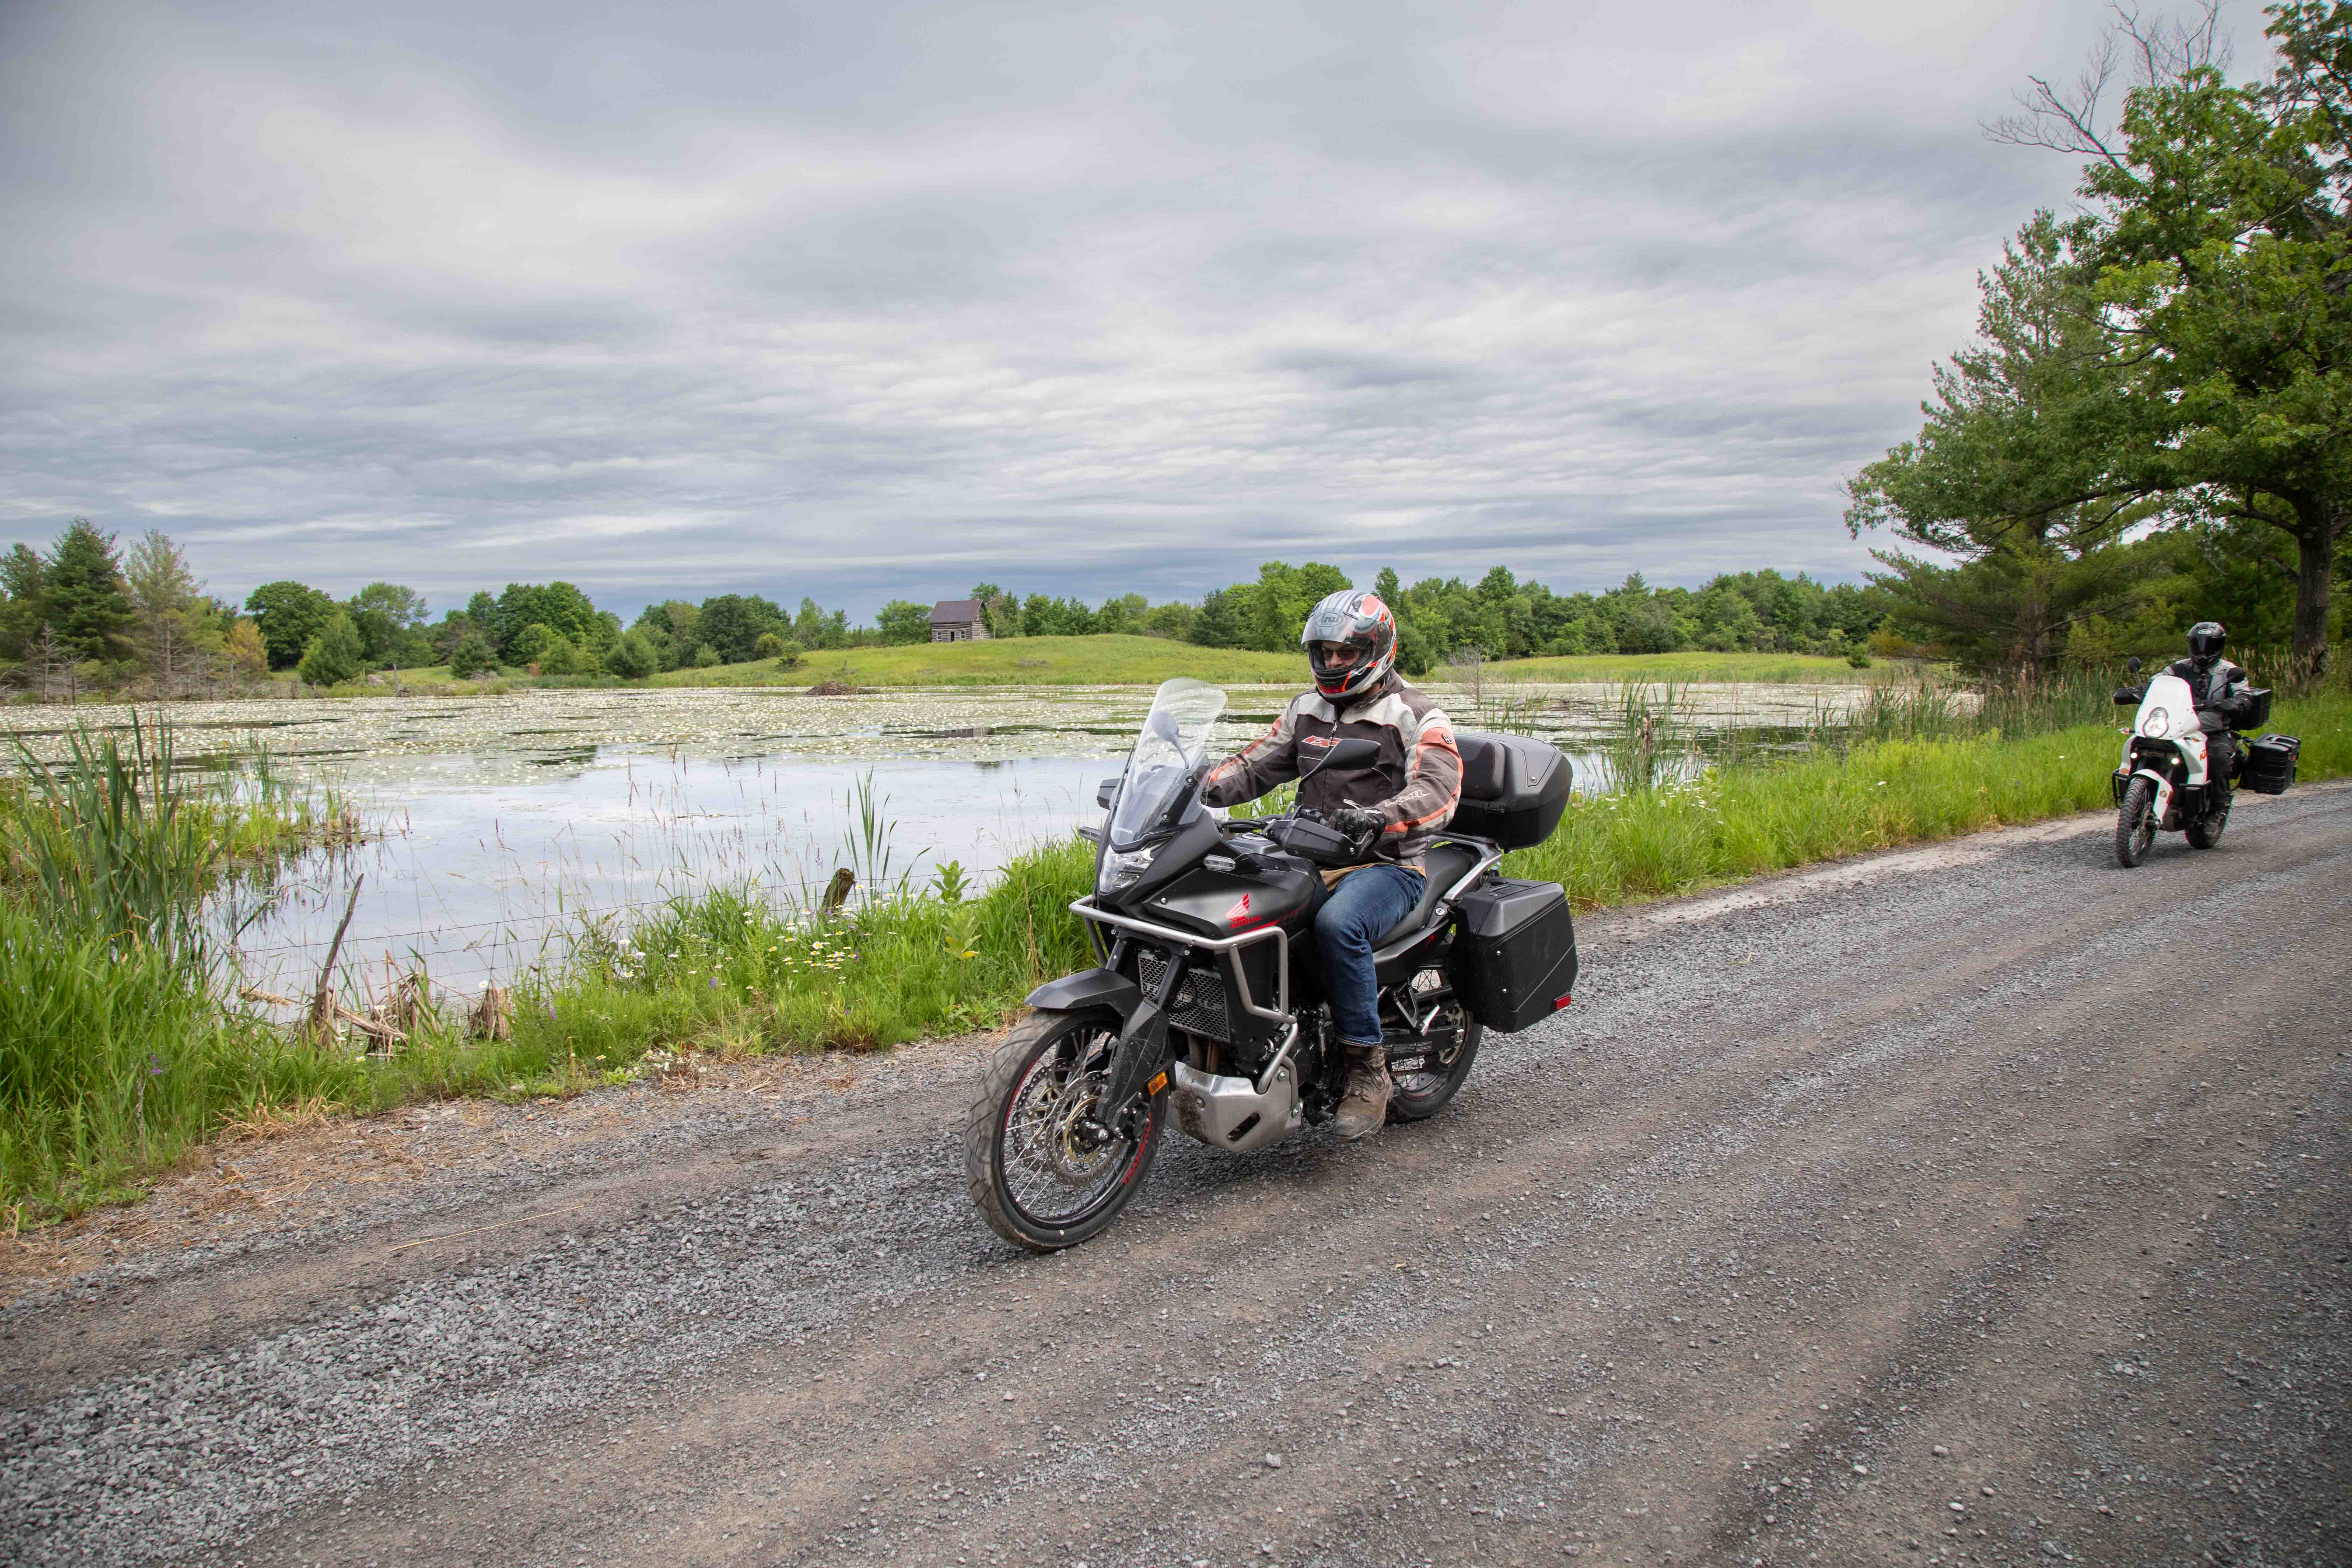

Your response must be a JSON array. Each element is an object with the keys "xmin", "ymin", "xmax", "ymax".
[
  {"xmin": 1024, "ymin": 967, "xmax": 1141, "ymax": 1021},
  {"xmin": 2133, "ymin": 766, "xmax": 2175, "ymax": 827}
]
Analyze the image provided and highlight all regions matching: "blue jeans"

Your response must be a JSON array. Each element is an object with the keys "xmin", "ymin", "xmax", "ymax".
[{"xmin": 1311, "ymin": 864, "xmax": 1425, "ymax": 1048}]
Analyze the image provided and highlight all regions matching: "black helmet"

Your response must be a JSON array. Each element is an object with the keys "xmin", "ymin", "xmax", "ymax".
[
  {"xmin": 1301, "ymin": 589, "xmax": 1397, "ymax": 702},
  {"xmin": 2187, "ymin": 622, "xmax": 2226, "ymax": 662}
]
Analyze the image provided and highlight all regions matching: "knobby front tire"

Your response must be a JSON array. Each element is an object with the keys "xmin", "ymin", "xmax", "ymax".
[
  {"xmin": 2115, "ymin": 777, "xmax": 2157, "ymax": 868},
  {"xmin": 965, "ymin": 1007, "xmax": 1165, "ymax": 1252}
]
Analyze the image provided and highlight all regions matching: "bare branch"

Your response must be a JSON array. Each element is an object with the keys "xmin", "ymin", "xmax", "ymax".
[{"xmin": 1984, "ymin": 0, "xmax": 2231, "ymax": 165}]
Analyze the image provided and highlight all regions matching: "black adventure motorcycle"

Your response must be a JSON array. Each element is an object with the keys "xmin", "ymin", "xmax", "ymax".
[{"xmin": 964, "ymin": 678, "xmax": 1579, "ymax": 1251}]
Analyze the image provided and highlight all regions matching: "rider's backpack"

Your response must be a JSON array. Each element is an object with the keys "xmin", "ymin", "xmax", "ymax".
[{"xmin": 2242, "ymin": 733, "xmax": 2300, "ymax": 795}]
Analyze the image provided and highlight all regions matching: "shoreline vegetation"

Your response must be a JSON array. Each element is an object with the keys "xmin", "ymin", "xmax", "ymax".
[
  {"xmin": 5, "ymin": 637, "xmax": 1906, "ymax": 700},
  {"xmin": 4, "ymin": 680, "xmax": 2347, "ymax": 1223}
]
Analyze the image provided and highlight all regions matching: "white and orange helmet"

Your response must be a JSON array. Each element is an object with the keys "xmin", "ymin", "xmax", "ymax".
[{"xmin": 1301, "ymin": 589, "xmax": 1398, "ymax": 702}]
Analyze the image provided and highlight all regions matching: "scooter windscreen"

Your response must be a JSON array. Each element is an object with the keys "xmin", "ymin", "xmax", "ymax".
[{"xmin": 1105, "ymin": 679, "xmax": 1228, "ymax": 851}]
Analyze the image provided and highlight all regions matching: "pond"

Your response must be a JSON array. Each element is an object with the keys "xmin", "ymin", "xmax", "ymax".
[{"xmin": 2, "ymin": 679, "xmax": 1884, "ymax": 996}]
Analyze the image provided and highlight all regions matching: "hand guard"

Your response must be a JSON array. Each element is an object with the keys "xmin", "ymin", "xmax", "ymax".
[{"xmin": 1333, "ymin": 805, "xmax": 1385, "ymax": 855}]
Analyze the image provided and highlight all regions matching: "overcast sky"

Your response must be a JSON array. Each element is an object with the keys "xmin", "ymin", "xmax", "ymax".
[{"xmin": 0, "ymin": 1, "xmax": 2278, "ymax": 622}]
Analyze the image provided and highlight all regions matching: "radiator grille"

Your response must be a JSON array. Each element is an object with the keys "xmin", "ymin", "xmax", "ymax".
[{"xmin": 1138, "ymin": 952, "xmax": 1233, "ymax": 1042}]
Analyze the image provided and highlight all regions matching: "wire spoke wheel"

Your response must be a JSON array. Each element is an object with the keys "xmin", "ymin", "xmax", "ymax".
[
  {"xmin": 1385, "ymin": 963, "xmax": 1482, "ymax": 1123},
  {"xmin": 2115, "ymin": 776, "xmax": 2157, "ymax": 868},
  {"xmin": 965, "ymin": 1008, "xmax": 1164, "ymax": 1251}
]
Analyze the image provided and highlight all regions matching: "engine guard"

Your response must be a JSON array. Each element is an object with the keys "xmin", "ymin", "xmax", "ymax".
[{"xmin": 1171, "ymin": 1060, "xmax": 1300, "ymax": 1155}]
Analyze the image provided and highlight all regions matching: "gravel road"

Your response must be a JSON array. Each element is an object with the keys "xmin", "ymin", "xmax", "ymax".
[{"xmin": 4, "ymin": 786, "xmax": 2347, "ymax": 1568}]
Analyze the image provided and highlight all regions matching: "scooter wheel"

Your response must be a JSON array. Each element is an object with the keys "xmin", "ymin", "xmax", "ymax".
[{"xmin": 2115, "ymin": 777, "xmax": 2157, "ymax": 867}]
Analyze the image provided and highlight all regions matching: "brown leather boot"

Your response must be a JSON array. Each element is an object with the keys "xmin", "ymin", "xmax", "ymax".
[{"xmin": 1330, "ymin": 1043, "xmax": 1391, "ymax": 1141}]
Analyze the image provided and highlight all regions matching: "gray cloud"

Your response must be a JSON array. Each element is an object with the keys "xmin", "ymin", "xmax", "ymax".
[{"xmin": 0, "ymin": 0, "xmax": 2272, "ymax": 620}]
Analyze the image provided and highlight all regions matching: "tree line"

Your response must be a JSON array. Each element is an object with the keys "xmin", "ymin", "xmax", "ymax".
[
  {"xmin": 881, "ymin": 563, "xmax": 1889, "ymax": 672},
  {"xmin": 0, "ymin": 522, "xmax": 883, "ymax": 692},
  {"xmin": 1, "ymin": 519, "xmax": 1896, "ymax": 698},
  {"xmin": 1849, "ymin": 1, "xmax": 2352, "ymax": 674}
]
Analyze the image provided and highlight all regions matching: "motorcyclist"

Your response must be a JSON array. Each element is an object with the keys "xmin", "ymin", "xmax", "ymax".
[
  {"xmin": 1199, "ymin": 590, "xmax": 1462, "ymax": 1141},
  {"xmin": 2165, "ymin": 622, "xmax": 2253, "ymax": 804}
]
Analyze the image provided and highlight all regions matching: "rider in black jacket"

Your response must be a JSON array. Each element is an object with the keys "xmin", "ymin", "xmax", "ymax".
[{"xmin": 2165, "ymin": 622, "xmax": 2253, "ymax": 801}]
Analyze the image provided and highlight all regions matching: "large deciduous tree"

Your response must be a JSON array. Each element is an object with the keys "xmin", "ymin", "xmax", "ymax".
[
  {"xmin": 2081, "ymin": 4, "xmax": 2352, "ymax": 666},
  {"xmin": 244, "ymin": 581, "xmax": 339, "ymax": 670},
  {"xmin": 124, "ymin": 530, "xmax": 223, "ymax": 693}
]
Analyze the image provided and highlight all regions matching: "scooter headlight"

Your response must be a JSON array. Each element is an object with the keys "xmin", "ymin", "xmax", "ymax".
[
  {"xmin": 1096, "ymin": 845, "xmax": 1155, "ymax": 897},
  {"xmin": 2140, "ymin": 707, "xmax": 2172, "ymax": 738}
]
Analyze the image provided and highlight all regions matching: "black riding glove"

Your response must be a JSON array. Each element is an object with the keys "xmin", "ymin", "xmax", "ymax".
[{"xmin": 1333, "ymin": 805, "xmax": 1385, "ymax": 853}]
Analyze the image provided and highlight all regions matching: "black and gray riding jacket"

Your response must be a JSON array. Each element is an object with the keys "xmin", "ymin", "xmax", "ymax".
[
  {"xmin": 1199, "ymin": 674, "xmax": 1462, "ymax": 871},
  {"xmin": 2163, "ymin": 656, "xmax": 2253, "ymax": 732}
]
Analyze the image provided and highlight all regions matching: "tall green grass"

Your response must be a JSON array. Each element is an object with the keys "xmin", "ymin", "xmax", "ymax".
[
  {"xmin": 0, "ymin": 718, "xmax": 358, "ymax": 1215},
  {"xmin": 0, "ymin": 903, "xmax": 364, "ymax": 1213},
  {"xmin": 1505, "ymin": 691, "xmax": 2352, "ymax": 908}
]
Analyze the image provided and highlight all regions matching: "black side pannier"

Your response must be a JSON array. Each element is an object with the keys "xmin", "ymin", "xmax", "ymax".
[
  {"xmin": 2243, "ymin": 732, "xmax": 2300, "ymax": 795},
  {"xmin": 1448, "ymin": 877, "xmax": 1577, "ymax": 1033},
  {"xmin": 2234, "ymin": 686, "xmax": 2274, "ymax": 730},
  {"xmin": 1449, "ymin": 730, "xmax": 1571, "ymax": 849}
]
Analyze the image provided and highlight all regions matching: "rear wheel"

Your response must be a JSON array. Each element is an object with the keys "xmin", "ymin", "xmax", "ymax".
[
  {"xmin": 2115, "ymin": 777, "xmax": 2157, "ymax": 868},
  {"xmin": 1385, "ymin": 964, "xmax": 1484, "ymax": 1123},
  {"xmin": 2186, "ymin": 798, "xmax": 2229, "ymax": 849},
  {"xmin": 965, "ymin": 1008, "xmax": 1164, "ymax": 1252}
]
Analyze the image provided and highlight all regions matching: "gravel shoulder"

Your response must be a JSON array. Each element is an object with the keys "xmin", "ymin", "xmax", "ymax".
[{"xmin": 4, "ymin": 784, "xmax": 2347, "ymax": 1568}]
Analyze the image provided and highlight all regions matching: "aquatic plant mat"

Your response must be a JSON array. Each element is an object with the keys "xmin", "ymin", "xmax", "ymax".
[{"xmin": 3, "ymin": 689, "xmax": 2346, "ymax": 1221}]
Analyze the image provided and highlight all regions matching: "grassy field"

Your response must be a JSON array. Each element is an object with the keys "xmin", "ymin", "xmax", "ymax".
[{"xmin": 9, "ymin": 689, "xmax": 2346, "ymax": 1221}]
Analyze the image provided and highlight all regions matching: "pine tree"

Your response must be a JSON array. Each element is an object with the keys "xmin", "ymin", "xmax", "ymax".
[
  {"xmin": 297, "ymin": 611, "xmax": 365, "ymax": 687},
  {"xmin": 448, "ymin": 632, "xmax": 496, "ymax": 679},
  {"xmin": 224, "ymin": 619, "xmax": 269, "ymax": 680},
  {"xmin": 42, "ymin": 518, "xmax": 133, "ymax": 662}
]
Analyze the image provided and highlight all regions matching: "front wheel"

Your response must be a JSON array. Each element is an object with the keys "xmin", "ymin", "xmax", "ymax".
[
  {"xmin": 965, "ymin": 1008, "xmax": 1164, "ymax": 1252},
  {"xmin": 2115, "ymin": 776, "xmax": 2157, "ymax": 868}
]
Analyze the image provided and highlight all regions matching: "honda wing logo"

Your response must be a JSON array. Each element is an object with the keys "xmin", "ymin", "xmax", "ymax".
[{"xmin": 1225, "ymin": 893, "xmax": 1252, "ymax": 926}]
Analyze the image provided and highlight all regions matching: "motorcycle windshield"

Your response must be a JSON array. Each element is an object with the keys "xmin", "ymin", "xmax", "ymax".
[
  {"xmin": 2135, "ymin": 672, "xmax": 2197, "ymax": 741},
  {"xmin": 1107, "ymin": 678, "xmax": 1228, "ymax": 850}
]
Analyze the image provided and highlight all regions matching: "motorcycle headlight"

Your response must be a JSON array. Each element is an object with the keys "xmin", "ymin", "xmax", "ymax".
[
  {"xmin": 2140, "ymin": 707, "xmax": 2171, "ymax": 738},
  {"xmin": 1096, "ymin": 845, "xmax": 1155, "ymax": 897}
]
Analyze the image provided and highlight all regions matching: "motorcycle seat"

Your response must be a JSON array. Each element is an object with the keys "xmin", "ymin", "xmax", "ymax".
[{"xmin": 1373, "ymin": 840, "xmax": 1482, "ymax": 947}]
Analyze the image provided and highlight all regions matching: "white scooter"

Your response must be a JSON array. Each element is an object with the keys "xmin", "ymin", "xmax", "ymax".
[{"xmin": 2110, "ymin": 655, "xmax": 2237, "ymax": 867}]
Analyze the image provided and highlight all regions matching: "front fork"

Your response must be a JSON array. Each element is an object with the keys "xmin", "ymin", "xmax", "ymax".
[{"xmin": 1083, "ymin": 947, "xmax": 1190, "ymax": 1143}]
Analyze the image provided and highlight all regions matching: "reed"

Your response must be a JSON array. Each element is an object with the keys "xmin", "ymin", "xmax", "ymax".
[
  {"xmin": 0, "ymin": 717, "xmax": 357, "ymax": 1213},
  {"xmin": 1, "ymin": 715, "xmax": 342, "ymax": 954}
]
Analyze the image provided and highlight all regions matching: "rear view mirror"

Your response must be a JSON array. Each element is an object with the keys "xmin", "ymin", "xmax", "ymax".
[
  {"xmin": 2127, "ymin": 655, "xmax": 2143, "ymax": 675},
  {"xmin": 1097, "ymin": 777, "xmax": 1120, "ymax": 809}
]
